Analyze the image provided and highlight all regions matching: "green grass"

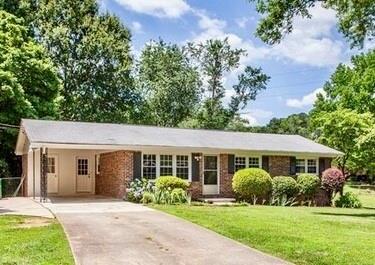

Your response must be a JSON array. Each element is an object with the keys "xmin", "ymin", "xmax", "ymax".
[
  {"xmin": 343, "ymin": 184, "xmax": 375, "ymax": 209},
  {"xmin": 0, "ymin": 215, "xmax": 74, "ymax": 265},
  {"xmin": 153, "ymin": 204, "xmax": 375, "ymax": 265}
]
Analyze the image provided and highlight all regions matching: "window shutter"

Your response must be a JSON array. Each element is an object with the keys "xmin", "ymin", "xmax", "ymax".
[
  {"xmin": 228, "ymin": 154, "xmax": 235, "ymax": 174},
  {"xmin": 133, "ymin": 151, "xmax": 142, "ymax": 180},
  {"xmin": 191, "ymin": 153, "xmax": 200, "ymax": 182},
  {"xmin": 319, "ymin": 157, "xmax": 332, "ymax": 176},
  {"xmin": 262, "ymin": 156, "xmax": 269, "ymax": 172},
  {"xmin": 290, "ymin": 156, "xmax": 296, "ymax": 175}
]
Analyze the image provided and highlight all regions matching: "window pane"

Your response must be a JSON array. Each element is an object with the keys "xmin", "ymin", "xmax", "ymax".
[
  {"xmin": 204, "ymin": 156, "xmax": 217, "ymax": 170},
  {"xmin": 160, "ymin": 155, "xmax": 173, "ymax": 176},
  {"xmin": 204, "ymin": 171, "xmax": 217, "ymax": 185},
  {"xmin": 296, "ymin": 159, "xmax": 305, "ymax": 173},
  {"xmin": 235, "ymin": 157, "xmax": 246, "ymax": 172},
  {"xmin": 47, "ymin": 157, "xmax": 55, "ymax": 173},
  {"xmin": 160, "ymin": 167, "xmax": 173, "ymax": 176},
  {"xmin": 176, "ymin": 155, "xmax": 189, "ymax": 179},
  {"xmin": 143, "ymin": 154, "xmax": 156, "ymax": 179},
  {"xmin": 307, "ymin": 159, "xmax": 317, "ymax": 173},
  {"xmin": 248, "ymin": 157, "xmax": 260, "ymax": 168}
]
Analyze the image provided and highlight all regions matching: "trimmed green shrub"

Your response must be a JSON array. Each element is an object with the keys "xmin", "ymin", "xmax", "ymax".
[
  {"xmin": 170, "ymin": 188, "xmax": 188, "ymax": 204},
  {"xmin": 335, "ymin": 192, "xmax": 362, "ymax": 208},
  {"xmin": 232, "ymin": 168, "xmax": 272, "ymax": 202},
  {"xmin": 272, "ymin": 176, "xmax": 298, "ymax": 198},
  {"xmin": 141, "ymin": 191, "xmax": 154, "ymax": 204},
  {"xmin": 155, "ymin": 176, "xmax": 189, "ymax": 191},
  {"xmin": 297, "ymin": 174, "xmax": 320, "ymax": 198}
]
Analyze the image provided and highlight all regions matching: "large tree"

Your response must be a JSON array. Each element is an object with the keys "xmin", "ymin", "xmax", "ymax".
[
  {"xmin": 186, "ymin": 38, "xmax": 269, "ymax": 129},
  {"xmin": 137, "ymin": 40, "xmax": 201, "ymax": 126},
  {"xmin": 250, "ymin": 0, "xmax": 375, "ymax": 48},
  {"xmin": 34, "ymin": 0, "xmax": 140, "ymax": 122},
  {"xmin": 0, "ymin": 11, "xmax": 60, "ymax": 177}
]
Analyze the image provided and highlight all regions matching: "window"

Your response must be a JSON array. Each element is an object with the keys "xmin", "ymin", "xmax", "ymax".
[
  {"xmin": 47, "ymin": 157, "xmax": 55, "ymax": 174},
  {"xmin": 204, "ymin": 156, "xmax": 218, "ymax": 185},
  {"xmin": 143, "ymin": 154, "xmax": 156, "ymax": 179},
  {"xmin": 248, "ymin": 157, "xmax": 260, "ymax": 168},
  {"xmin": 235, "ymin": 157, "xmax": 246, "ymax": 172},
  {"xmin": 160, "ymin": 155, "xmax": 173, "ymax": 176},
  {"xmin": 296, "ymin": 159, "xmax": 305, "ymax": 173},
  {"xmin": 77, "ymin": 158, "xmax": 88, "ymax": 175},
  {"xmin": 307, "ymin": 159, "xmax": 317, "ymax": 173},
  {"xmin": 176, "ymin": 155, "xmax": 189, "ymax": 179}
]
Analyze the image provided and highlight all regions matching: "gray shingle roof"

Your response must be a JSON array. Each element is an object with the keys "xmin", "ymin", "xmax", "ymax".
[{"xmin": 21, "ymin": 119, "xmax": 342, "ymax": 156}]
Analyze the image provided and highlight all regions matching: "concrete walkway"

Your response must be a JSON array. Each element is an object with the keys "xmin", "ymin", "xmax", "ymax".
[
  {"xmin": 44, "ymin": 197, "xmax": 289, "ymax": 265},
  {"xmin": 0, "ymin": 197, "xmax": 53, "ymax": 218}
]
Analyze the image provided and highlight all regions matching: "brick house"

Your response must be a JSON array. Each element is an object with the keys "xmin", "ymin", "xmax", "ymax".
[{"xmin": 15, "ymin": 119, "xmax": 341, "ymax": 200}]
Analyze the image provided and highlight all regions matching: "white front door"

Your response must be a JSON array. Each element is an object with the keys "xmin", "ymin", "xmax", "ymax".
[
  {"xmin": 203, "ymin": 155, "xmax": 219, "ymax": 195},
  {"xmin": 76, "ymin": 157, "xmax": 91, "ymax": 192},
  {"xmin": 47, "ymin": 155, "xmax": 58, "ymax": 193}
]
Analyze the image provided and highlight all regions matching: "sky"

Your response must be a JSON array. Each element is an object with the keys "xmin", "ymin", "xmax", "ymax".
[{"xmin": 99, "ymin": 0, "xmax": 369, "ymax": 126}]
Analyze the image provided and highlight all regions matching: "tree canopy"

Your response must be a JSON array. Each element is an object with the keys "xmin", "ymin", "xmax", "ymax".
[{"xmin": 250, "ymin": 0, "xmax": 375, "ymax": 48}]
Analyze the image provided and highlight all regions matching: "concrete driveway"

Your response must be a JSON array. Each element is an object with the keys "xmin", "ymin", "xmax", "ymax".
[{"xmin": 44, "ymin": 197, "xmax": 289, "ymax": 265}]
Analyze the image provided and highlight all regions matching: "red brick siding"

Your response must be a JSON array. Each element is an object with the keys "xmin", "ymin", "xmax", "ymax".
[
  {"xmin": 188, "ymin": 154, "xmax": 203, "ymax": 199},
  {"xmin": 96, "ymin": 150, "xmax": 134, "ymax": 198},
  {"xmin": 219, "ymin": 154, "xmax": 234, "ymax": 197},
  {"xmin": 269, "ymin": 156, "xmax": 290, "ymax": 177}
]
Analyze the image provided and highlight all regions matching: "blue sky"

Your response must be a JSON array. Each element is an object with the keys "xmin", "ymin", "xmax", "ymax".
[{"xmin": 100, "ymin": 0, "xmax": 367, "ymax": 125}]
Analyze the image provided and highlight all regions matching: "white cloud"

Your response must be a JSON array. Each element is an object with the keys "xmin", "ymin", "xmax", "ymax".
[
  {"xmin": 131, "ymin": 21, "xmax": 143, "ymax": 33},
  {"xmin": 114, "ymin": 0, "xmax": 190, "ymax": 18},
  {"xmin": 235, "ymin": 17, "xmax": 248, "ymax": 28},
  {"xmin": 240, "ymin": 113, "xmax": 258, "ymax": 125},
  {"xmin": 240, "ymin": 109, "xmax": 274, "ymax": 125},
  {"xmin": 286, "ymin": 88, "xmax": 325, "ymax": 108},
  {"xmin": 270, "ymin": 5, "xmax": 344, "ymax": 67}
]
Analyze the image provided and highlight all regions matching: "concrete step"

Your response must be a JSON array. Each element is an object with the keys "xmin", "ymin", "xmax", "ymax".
[{"xmin": 198, "ymin": 197, "xmax": 236, "ymax": 205}]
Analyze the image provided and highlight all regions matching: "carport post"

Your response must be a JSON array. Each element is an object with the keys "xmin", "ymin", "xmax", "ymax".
[{"xmin": 32, "ymin": 148, "xmax": 36, "ymax": 199}]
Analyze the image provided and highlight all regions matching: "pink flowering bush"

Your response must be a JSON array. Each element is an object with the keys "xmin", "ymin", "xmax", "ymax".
[{"xmin": 321, "ymin": 168, "xmax": 345, "ymax": 193}]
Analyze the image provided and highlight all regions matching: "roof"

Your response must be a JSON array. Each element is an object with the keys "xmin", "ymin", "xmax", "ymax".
[{"xmin": 16, "ymin": 119, "xmax": 342, "ymax": 156}]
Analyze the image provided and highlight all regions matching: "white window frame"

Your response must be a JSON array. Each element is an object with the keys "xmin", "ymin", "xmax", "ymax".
[
  {"xmin": 296, "ymin": 157, "xmax": 319, "ymax": 175},
  {"xmin": 234, "ymin": 155, "xmax": 262, "ymax": 171},
  {"xmin": 141, "ymin": 153, "xmax": 192, "ymax": 182}
]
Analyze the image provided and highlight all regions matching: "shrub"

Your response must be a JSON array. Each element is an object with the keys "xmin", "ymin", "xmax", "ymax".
[
  {"xmin": 297, "ymin": 174, "xmax": 320, "ymax": 198},
  {"xmin": 155, "ymin": 176, "xmax": 189, "ymax": 191},
  {"xmin": 170, "ymin": 188, "xmax": 189, "ymax": 204},
  {"xmin": 321, "ymin": 168, "xmax": 345, "ymax": 193},
  {"xmin": 272, "ymin": 176, "xmax": 298, "ymax": 198},
  {"xmin": 232, "ymin": 168, "xmax": 272, "ymax": 202},
  {"xmin": 127, "ymin": 178, "xmax": 154, "ymax": 203},
  {"xmin": 335, "ymin": 192, "xmax": 362, "ymax": 208},
  {"xmin": 141, "ymin": 191, "xmax": 154, "ymax": 204}
]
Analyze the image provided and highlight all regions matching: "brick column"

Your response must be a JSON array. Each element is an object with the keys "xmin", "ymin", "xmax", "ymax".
[{"xmin": 219, "ymin": 154, "xmax": 234, "ymax": 197}]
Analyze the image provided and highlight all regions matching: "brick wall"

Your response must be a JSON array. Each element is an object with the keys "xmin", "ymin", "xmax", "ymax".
[
  {"xmin": 219, "ymin": 154, "xmax": 234, "ymax": 197},
  {"xmin": 188, "ymin": 155, "xmax": 203, "ymax": 199},
  {"xmin": 269, "ymin": 156, "xmax": 290, "ymax": 177},
  {"xmin": 96, "ymin": 150, "xmax": 134, "ymax": 198}
]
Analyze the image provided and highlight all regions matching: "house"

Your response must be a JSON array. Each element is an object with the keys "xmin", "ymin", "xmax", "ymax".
[{"xmin": 15, "ymin": 119, "xmax": 342, "ymax": 200}]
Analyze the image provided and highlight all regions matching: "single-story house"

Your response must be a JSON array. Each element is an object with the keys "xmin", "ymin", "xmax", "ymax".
[{"xmin": 15, "ymin": 119, "xmax": 342, "ymax": 200}]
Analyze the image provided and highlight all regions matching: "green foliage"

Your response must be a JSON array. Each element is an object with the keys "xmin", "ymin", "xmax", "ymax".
[
  {"xmin": 137, "ymin": 40, "xmax": 201, "ymax": 126},
  {"xmin": 141, "ymin": 191, "xmax": 154, "ymax": 204},
  {"xmin": 272, "ymin": 176, "xmax": 298, "ymax": 198},
  {"xmin": 232, "ymin": 168, "xmax": 272, "ymax": 202},
  {"xmin": 0, "ymin": 10, "xmax": 60, "ymax": 178},
  {"xmin": 36, "ymin": 0, "xmax": 140, "ymax": 122},
  {"xmin": 335, "ymin": 192, "xmax": 362, "ymax": 208},
  {"xmin": 155, "ymin": 176, "xmax": 189, "ymax": 191},
  {"xmin": 151, "ymin": 188, "xmax": 189, "ymax": 205},
  {"xmin": 251, "ymin": 0, "xmax": 375, "ymax": 48},
  {"xmin": 297, "ymin": 174, "xmax": 320, "ymax": 198},
  {"xmin": 127, "ymin": 178, "xmax": 154, "ymax": 203},
  {"xmin": 170, "ymin": 188, "xmax": 189, "ymax": 204}
]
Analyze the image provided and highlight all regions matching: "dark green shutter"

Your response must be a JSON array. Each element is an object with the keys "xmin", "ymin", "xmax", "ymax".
[
  {"xmin": 290, "ymin": 156, "xmax": 296, "ymax": 175},
  {"xmin": 192, "ymin": 153, "xmax": 200, "ymax": 181},
  {"xmin": 133, "ymin": 151, "xmax": 142, "ymax": 180},
  {"xmin": 319, "ymin": 157, "xmax": 332, "ymax": 176},
  {"xmin": 262, "ymin": 156, "xmax": 269, "ymax": 172},
  {"xmin": 228, "ymin": 154, "xmax": 235, "ymax": 174}
]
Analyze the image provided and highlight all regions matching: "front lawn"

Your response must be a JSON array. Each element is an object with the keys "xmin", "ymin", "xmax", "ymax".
[
  {"xmin": 0, "ymin": 215, "xmax": 74, "ymax": 265},
  {"xmin": 344, "ymin": 184, "xmax": 375, "ymax": 209},
  {"xmin": 153, "ymin": 204, "xmax": 375, "ymax": 265}
]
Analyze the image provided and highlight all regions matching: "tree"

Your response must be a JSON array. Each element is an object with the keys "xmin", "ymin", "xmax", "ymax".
[
  {"xmin": 35, "ymin": 0, "xmax": 140, "ymax": 122},
  {"xmin": 252, "ymin": 113, "xmax": 311, "ymax": 138},
  {"xmin": 137, "ymin": 40, "xmax": 201, "ymax": 126},
  {"xmin": 357, "ymin": 125, "xmax": 375, "ymax": 181},
  {"xmin": 250, "ymin": 0, "xmax": 375, "ymax": 48},
  {"xmin": 187, "ymin": 38, "xmax": 269, "ymax": 129},
  {"xmin": 0, "ymin": 11, "xmax": 60, "ymax": 176},
  {"xmin": 311, "ymin": 109, "xmax": 373, "ymax": 176},
  {"xmin": 313, "ymin": 49, "xmax": 375, "ymax": 115}
]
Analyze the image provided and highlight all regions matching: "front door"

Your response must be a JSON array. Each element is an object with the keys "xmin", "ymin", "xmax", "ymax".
[
  {"xmin": 76, "ymin": 157, "xmax": 91, "ymax": 192},
  {"xmin": 47, "ymin": 155, "xmax": 58, "ymax": 193},
  {"xmin": 203, "ymin": 155, "xmax": 219, "ymax": 195}
]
